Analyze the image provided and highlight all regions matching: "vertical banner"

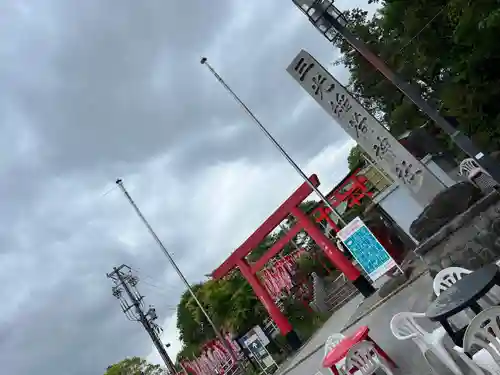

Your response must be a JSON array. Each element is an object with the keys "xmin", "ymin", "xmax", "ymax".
[
  {"xmin": 337, "ymin": 217, "xmax": 396, "ymax": 281},
  {"xmin": 287, "ymin": 50, "xmax": 445, "ymax": 207}
]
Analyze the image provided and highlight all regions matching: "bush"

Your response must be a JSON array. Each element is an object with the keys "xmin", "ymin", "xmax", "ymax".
[
  {"xmin": 295, "ymin": 252, "xmax": 334, "ymax": 279},
  {"xmin": 282, "ymin": 298, "xmax": 327, "ymax": 341}
]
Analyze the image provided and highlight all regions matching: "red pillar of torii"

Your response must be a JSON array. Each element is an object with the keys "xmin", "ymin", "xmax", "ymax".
[{"xmin": 211, "ymin": 174, "xmax": 375, "ymax": 349}]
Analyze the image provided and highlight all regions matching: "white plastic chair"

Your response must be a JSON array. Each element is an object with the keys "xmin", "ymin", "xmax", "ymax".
[
  {"xmin": 452, "ymin": 346, "xmax": 489, "ymax": 375},
  {"xmin": 434, "ymin": 267, "xmax": 498, "ymax": 307},
  {"xmin": 459, "ymin": 158, "xmax": 498, "ymax": 191},
  {"xmin": 459, "ymin": 158, "xmax": 482, "ymax": 178},
  {"xmin": 433, "ymin": 267, "xmax": 472, "ymax": 296},
  {"xmin": 345, "ymin": 341, "xmax": 394, "ymax": 375},
  {"xmin": 324, "ymin": 333, "xmax": 347, "ymax": 375},
  {"xmin": 390, "ymin": 311, "xmax": 464, "ymax": 375},
  {"xmin": 454, "ymin": 306, "xmax": 500, "ymax": 375},
  {"xmin": 325, "ymin": 334, "xmax": 346, "ymax": 355}
]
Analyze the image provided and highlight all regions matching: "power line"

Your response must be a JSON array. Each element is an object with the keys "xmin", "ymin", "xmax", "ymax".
[
  {"xmin": 140, "ymin": 280, "xmax": 179, "ymax": 295},
  {"xmin": 100, "ymin": 184, "xmax": 120, "ymax": 198},
  {"xmin": 345, "ymin": 4, "xmax": 448, "ymax": 93},
  {"xmin": 120, "ymin": 267, "xmax": 179, "ymax": 309},
  {"xmin": 395, "ymin": 5, "xmax": 447, "ymax": 55},
  {"xmin": 128, "ymin": 266, "xmax": 179, "ymax": 290},
  {"xmin": 56, "ymin": 183, "xmax": 121, "ymax": 242},
  {"xmin": 125, "ymin": 269, "xmax": 183, "ymax": 303}
]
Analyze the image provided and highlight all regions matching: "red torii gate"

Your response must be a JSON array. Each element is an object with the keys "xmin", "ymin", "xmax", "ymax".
[
  {"xmin": 211, "ymin": 174, "xmax": 375, "ymax": 349},
  {"xmin": 312, "ymin": 167, "xmax": 373, "ymax": 231}
]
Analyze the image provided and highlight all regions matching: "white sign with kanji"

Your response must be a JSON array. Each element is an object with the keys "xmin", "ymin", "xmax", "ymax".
[{"xmin": 287, "ymin": 50, "xmax": 445, "ymax": 206}]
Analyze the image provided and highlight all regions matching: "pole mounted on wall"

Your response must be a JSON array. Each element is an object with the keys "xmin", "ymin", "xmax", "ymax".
[{"xmin": 292, "ymin": 0, "xmax": 500, "ymax": 185}]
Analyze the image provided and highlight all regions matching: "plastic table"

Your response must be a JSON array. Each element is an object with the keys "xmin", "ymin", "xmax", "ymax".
[
  {"xmin": 322, "ymin": 326, "xmax": 396, "ymax": 375},
  {"xmin": 426, "ymin": 263, "xmax": 500, "ymax": 346}
]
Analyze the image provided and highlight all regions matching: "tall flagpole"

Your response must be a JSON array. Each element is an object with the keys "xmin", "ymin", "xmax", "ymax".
[
  {"xmin": 200, "ymin": 57, "xmax": 346, "ymax": 226},
  {"xmin": 115, "ymin": 179, "xmax": 240, "ymax": 367}
]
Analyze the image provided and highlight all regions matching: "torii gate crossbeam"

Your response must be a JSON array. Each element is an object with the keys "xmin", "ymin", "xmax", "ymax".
[{"xmin": 211, "ymin": 174, "xmax": 375, "ymax": 349}]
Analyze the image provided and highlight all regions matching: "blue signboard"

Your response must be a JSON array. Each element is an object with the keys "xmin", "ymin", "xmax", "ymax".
[{"xmin": 337, "ymin": 217, "xmax": 396, "ymax": 281}]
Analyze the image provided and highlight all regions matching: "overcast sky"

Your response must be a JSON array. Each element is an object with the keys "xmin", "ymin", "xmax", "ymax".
[{"xmin": 0, "ymin": 0, "xmax": 377, "ymax": 373}]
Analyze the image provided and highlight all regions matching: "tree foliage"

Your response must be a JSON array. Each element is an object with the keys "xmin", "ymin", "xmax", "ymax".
[
  {"xmin": 176, "ymin": 201, "xmax": 329, "ymax": 362},
  {"xmin": 347, "ymin": 145, "xmax": 366, "ymax": 170},
  {"xmin": 294, "ymin": 251, "xmax": 336, "ymax": 279},
  {"xmin": 337, "ymin": 0, "xmax": 500, "ymax": 158},
  {"xmin": 176, "ymin": 274, "xmax": 268, "ymax": 362},
  {"xmin": 104, "ymin": 357, "xmax": 165, "ymax": 375},
  {"xmin": 176, "ymin": 284, "xmax": 210, "ymax": 349}
]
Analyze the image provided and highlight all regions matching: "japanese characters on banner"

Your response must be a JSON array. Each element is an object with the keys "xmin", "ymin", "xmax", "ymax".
[
  {"xmin": 181, "ymin": 333, "xmax": 244, "ymax": 375},
  {"xmin": 261, "ymin": 249, "xmax": 304, "ymax": 300},
  {"xmin": 286, "ymin": 50, "xmax": 445, "ymax": 206}
]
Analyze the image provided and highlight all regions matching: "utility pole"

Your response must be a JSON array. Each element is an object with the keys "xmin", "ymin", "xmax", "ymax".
[{"xmin": 107, "ymin": 264, "xmax": 177, "ymax": 375}]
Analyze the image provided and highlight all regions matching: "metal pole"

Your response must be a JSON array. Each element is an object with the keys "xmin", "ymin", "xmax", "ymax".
[
  {"xmin": 115, "ymin": 179, "xmax": 240, "ymax": 366},
  {"xmin": 200, "ymin": 57, "xmax": 347, "ymax": 226},
  {"xmin": 326, "ymin": 15, "xmax": 500, "ymax": 184}
]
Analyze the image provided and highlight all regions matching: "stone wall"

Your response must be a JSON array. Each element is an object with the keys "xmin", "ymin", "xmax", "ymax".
[
  {"xmin": 309, "ymin": 274, "xmax": 358, "ymax": 314},
  {"xmin": 414, "ymin": 192, "xmax": 500, "ymax": 276},
  {"xmin": 309, "ymin": 273, "xmax": 329, "ymax": 313}
]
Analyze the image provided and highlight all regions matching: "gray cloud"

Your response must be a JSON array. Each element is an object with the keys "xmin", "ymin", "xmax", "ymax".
[{"xmin": 0, "ymin": 0, "xmax": 376, "ymax": 374}]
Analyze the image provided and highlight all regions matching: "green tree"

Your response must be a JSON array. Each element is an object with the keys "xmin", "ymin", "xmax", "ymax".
[
  {"xmin": 104, "ymin": 357, "xmax": 164, "ymax": 375},
  {"xmin": 347, "ymin": 145, "xmax": 366, "ymax": 170},
  {"xmin": 336, "ymin": 0, "xmax": 500, "ymax": 154},
  {"xmin": 176, "ymin": 342, "xmax": 202, "ymax": 364},
  {"xmin": 176, "ymin": 201, "xmax": 332, "ymax": 363},
  {"xmin": 295, "ymin": 251, "xmax": 335, "ymax": 279},
  {"xmin": 298, "ymin": 200, "xmax": 318, "ymax": 215},
  {"xmin": 176, "ymin": 284, "xmax": 212, "ymax": 347},
  {"xmin": 281, "ymin": 297, "xmax": 327, "ymax": 341},
  {"xmin": 176, "ymin": 275, "xmax": 268, "ymax": 360}
]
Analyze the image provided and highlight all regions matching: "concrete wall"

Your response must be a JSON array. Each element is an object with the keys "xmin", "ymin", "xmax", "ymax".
[
  {"xmin": 414, "ymin": 192, "xmax": 500, "ymax": 276},
  {"xmin": 375, "ymin": 184, "xmax": 423, "ymax": 242},
  {"xmin": 373, "ymin": 156, "xmax": 458, "ymax": 244},
  {"xmin": 425, "ymin": 159, "xmax": 457, "ymax": 188}
]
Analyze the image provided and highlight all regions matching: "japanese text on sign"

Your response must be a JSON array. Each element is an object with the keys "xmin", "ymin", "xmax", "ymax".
[
  {"xmin": 337, "ymin": 217, "xmax": 396, "ymax": 281},
  {"xmin": 287, "ymin": 50, "xmax": 445, "ymax": 206}
]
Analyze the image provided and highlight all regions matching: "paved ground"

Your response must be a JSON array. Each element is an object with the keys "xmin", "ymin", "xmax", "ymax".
[
  {"xmin": 277, "ymin": 275, "xmax": 395, "ymax": 373},
  {"xmin": 282, "ymin": 294, "xmax": 365, "ymax": 371},
  {"xmin": 278, "ymin": 273, "xmax": 479, "ymax": 375}
]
